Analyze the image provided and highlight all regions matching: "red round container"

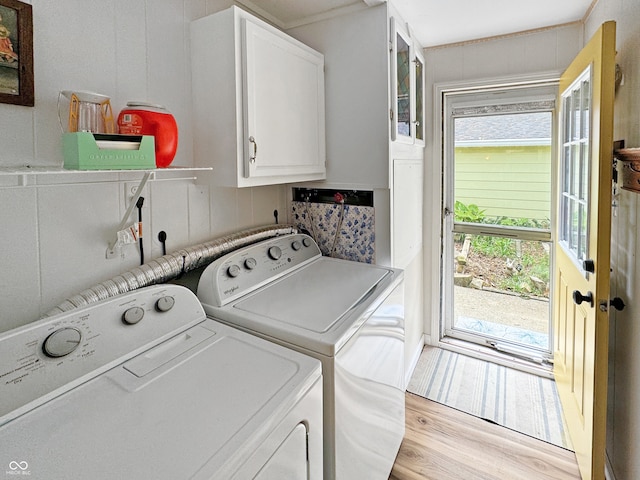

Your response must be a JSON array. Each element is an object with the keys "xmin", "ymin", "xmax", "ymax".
[{"xmin": 117, "ymin": 102, "xmax": 178, "ymax": 168}]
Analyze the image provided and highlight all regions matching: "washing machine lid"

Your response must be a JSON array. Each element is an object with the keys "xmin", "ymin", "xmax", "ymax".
[
  {"xmin": 235, "ymin": 258, "xmax": 387, "ymax": 331},
  {"xmin": 217, "ymin": 257, "xmax": 398, "ymax": 356},
  {"xmin": 0, "ymin": 319, "xmax": 321, "ymax": 480}
]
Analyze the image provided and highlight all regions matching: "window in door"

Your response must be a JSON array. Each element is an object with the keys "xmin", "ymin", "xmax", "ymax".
[{"xmin": 559, "ymin": 69, "xmax": 591, "ymax": 264}]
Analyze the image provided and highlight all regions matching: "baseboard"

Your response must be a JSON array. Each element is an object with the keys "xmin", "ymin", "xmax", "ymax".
[{"xmin": 404, "ymin": 334, "xmax": 427, "ymax": 387}]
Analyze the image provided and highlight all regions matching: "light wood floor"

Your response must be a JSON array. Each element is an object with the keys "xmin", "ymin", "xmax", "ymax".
[{"xmin": 389, "ymin": 393, "xmax": 581, "ymax": 480}]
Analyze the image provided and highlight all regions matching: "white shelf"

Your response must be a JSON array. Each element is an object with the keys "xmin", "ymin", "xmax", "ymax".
[
  {"xmin": 0, "ymin": 166, "xmax": 212, "ymax": 187},
  {"xmin": 0, "ymin": 166, "xmax": 212, "ymax": 175}
]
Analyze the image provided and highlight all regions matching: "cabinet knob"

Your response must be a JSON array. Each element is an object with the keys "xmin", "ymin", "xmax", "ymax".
[{"xmin": 249, "ymin": 136, "xmax": 258, "ymax": 163}]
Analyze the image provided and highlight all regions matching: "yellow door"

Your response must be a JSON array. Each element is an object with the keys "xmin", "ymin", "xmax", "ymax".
[{"xmin": 554, "ymin": 21, "xmax": 616, "ymax": 480}]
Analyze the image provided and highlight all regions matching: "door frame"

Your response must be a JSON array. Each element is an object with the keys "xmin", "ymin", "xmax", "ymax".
[{"xmin": 430, "ymin": 72, "xmax": 562, "ymax": 376}]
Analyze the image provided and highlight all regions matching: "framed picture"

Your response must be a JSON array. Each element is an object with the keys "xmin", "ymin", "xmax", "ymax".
[{"xmin": 0, "ymin": 0, "xmax": 33, "ymax": 106}]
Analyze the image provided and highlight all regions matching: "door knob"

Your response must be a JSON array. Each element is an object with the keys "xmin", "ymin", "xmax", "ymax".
[
  {"xmin": 572, "ymin": 290, "xmax": 594, "ymax": 307},
  {"xmin": 583, "ymin": 259, "xmax": 595, "ymax": 273},
  {"xmin": 610, "ymin": 297, "xmax": 625, "ymax": 311}
]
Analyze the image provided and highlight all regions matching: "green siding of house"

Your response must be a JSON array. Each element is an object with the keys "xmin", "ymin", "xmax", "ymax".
[{"xmin": 455, "ymin": 145, "xmax": 551, "ymax": 222}]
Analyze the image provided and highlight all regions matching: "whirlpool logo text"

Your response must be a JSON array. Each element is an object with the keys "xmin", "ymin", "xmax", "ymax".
[{"xmin": 5, "ymin": 461, "xmax": 30, "ymax": 476}]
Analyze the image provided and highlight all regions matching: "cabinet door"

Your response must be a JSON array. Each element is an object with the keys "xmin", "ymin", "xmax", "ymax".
[
  {"xmin": 391, "ymin": 18, "xmax": 413, "ymax": 143},
  {"xmin": 242, "ymin": 19, "xmax": 326, "ymax": 181},
  {"xmin": 391, "ymin": 19, "xmax": 425, "ymax": 146}
]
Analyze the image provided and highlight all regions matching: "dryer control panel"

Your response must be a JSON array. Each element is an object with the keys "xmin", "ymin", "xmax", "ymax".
[
  {"xmin": 197, "ymin": 233, "xmax": 322, "ymax": 307},
  {"xmin": 0, "ymin": 285, "xmax": 205, "ymax": 426}
]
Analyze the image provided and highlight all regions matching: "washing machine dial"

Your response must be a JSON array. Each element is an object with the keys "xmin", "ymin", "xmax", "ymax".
[
  {"xmin": 155, "ymin": 295, "xmax": 175, "ymax": 312},
  {"xmin": 43, "ymin": 327, "xmax": 82, "ymax": 358},
  {"xmin": 122, "ymin": 306, "xmax": 145, "ymax": 325},
  {"xmin": 268, "ymin": 246, "xmax": 282, "ymax": 260},
  {"xmin": 291, "ymin": 240, "xmax": 302, "ymax": 251},
  {"xmin": 302, "ymin": 237, "xmax": 312, "ymax": 247},
  {"xmin": 227, "ymin": 264, "xmax": 241, "ymax": 278},
  {"xmin": 244, "ymin": 258, "xmax": 257, "ymax": 270}
]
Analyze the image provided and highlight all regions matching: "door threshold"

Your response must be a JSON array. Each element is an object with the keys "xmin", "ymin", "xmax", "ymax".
[{"xmin": 437, "ymin": 337, "xmax": 554, "ymax": 379}]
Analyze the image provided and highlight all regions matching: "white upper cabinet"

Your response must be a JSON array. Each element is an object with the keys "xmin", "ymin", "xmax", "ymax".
[
  {"xmin": 191, "ymin": 7, "xmax": 326, "ymax": 187},
  {"xmin": 391, "ymin": 18, "xmax": 425, "ymax": 146}
]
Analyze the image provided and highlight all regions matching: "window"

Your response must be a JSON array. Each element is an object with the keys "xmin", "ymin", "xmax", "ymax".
[{"xmin": 559, "ymin": 67, "xmax": 591, "ymax": 264}]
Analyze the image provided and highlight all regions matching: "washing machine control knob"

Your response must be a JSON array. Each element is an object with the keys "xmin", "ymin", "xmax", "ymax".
[
  {"xmin": 227, "ymin": 264, "xmax": 241, "ymax": 277},
  {"xmin": 268, "ymin": 246, "xmax": 282, "ymax": 260},
  {"xmin": 302, "ymin": 237, "xmax": 312, "ymax": 247},
  {"xmin": 155, "ymin": 295, "xmax": 175, "ymax": 312},
  {"xmin": 43, "ymin": 327, "xmax": 82, "ymax": 358},
  {"xmin": 291, "ymin": 240, "xmax": 302, "ymax": 251},
  {"xmin": 122, "ymin": 306, "xmax": 145, "ymax": 325},
  {"xmin": 244, "ymin": 258, "xmax": 257, "ymax": 270}
]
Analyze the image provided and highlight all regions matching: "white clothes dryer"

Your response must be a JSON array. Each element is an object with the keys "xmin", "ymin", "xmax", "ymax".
[
  {"xmin": 0, "ymin": 284, "xmax": 323, "ymax": 480},
  {"xmin": 197, "ymin": 233, "xmax": 405, "ymax": 480}
]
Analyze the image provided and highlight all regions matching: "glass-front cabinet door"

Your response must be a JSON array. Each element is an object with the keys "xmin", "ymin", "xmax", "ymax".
[
  {"xmin": 390, "ymin": 18, "xmax": 424, "ymax": 145},
  {"xmin": 393, "ymin": 22, "xmax": 411, "ymax": 141}
]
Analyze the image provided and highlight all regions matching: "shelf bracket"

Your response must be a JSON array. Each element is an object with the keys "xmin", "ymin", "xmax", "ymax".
[{"xmin": 106, "ymin": 171, "xmax": 153, "ymax": 259}]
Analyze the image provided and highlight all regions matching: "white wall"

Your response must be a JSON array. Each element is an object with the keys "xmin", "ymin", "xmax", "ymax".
[
  {"xmin": 423, "ymin": 23, "xmax": 583, "ymax": 339},
  {"xmin": 0, "ymin": 0, "xmax": 286, "ymax": 332},
  {"xmin": 584, "ymin": 1, "xmax": 640, "ymax": 478}
]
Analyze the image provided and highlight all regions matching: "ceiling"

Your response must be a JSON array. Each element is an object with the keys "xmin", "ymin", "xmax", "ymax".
[{"xmin": 240, "ymin": 0, "xmax": 594, "ymax": 47}]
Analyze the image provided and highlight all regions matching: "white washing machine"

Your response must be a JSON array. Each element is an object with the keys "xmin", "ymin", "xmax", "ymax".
[
  {"xmin": 197, "ymin": 233, "xmax": 405, "ymax": 480},
  {"xmin": 0, "ymin": 284, "xmax": 323, "ymax": 480}
]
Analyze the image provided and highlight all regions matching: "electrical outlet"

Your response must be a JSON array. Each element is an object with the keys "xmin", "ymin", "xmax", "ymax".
[{"xmin": 125, "ymin": 182, "xmax": 148, "ymax": 204}]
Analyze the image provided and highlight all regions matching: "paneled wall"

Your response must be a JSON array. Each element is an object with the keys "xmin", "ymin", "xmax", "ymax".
[{"xmin": 0, "ymin": 0, "xmax": 286, "ymax": 332}]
